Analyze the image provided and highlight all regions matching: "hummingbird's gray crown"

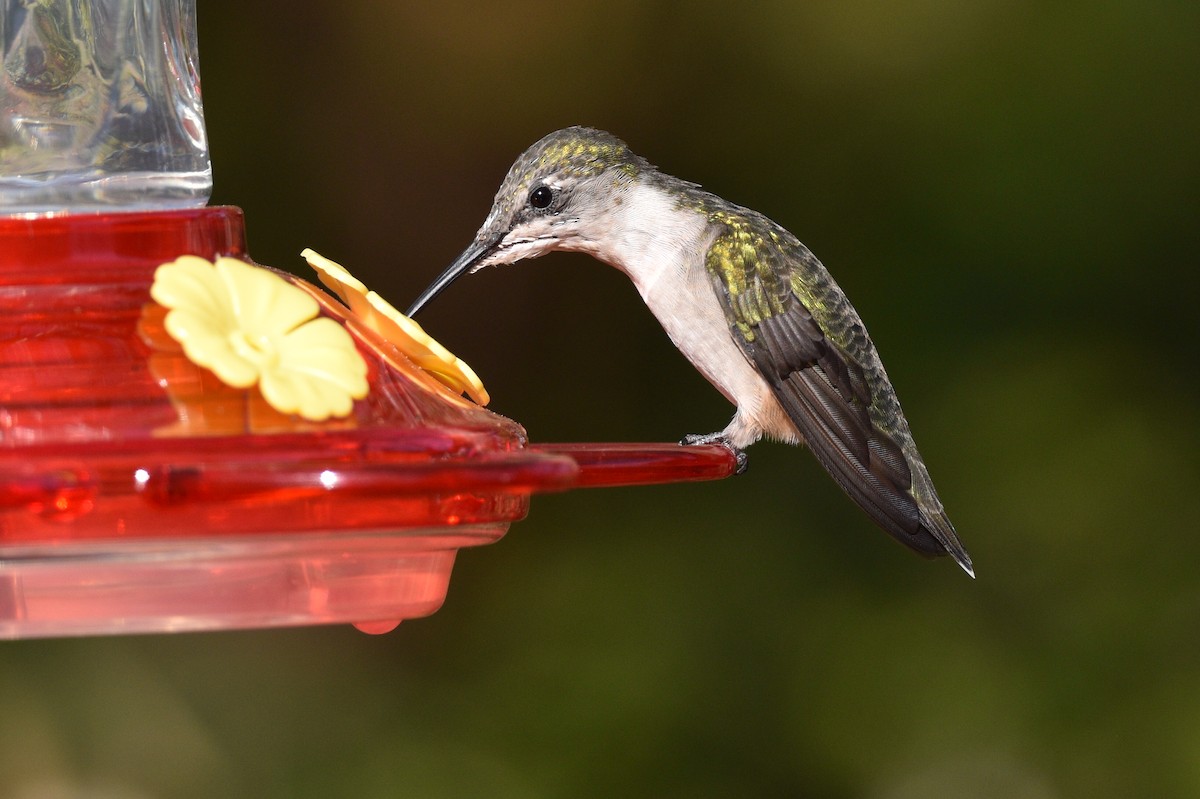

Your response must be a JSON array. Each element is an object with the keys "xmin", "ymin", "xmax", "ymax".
[
  {"xmin": 481, "ymin": 126, "xmax": 647, "ymax": 237},
  {"xmin": 508, "ymin": 126, "xmax": 644, "ymax": 184}
]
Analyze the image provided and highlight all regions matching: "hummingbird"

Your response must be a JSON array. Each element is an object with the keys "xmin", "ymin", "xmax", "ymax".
[{"xmin": 407, "ymin": 127, "xmax": 972, "ymax": 575}]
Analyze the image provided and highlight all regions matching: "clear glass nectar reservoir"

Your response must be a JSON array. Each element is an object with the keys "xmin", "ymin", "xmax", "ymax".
[{"xmin": 0, "ymin": 0, "xmax": 210, "ymax": 213}]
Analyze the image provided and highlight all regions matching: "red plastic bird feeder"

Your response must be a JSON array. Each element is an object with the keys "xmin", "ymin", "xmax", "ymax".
[{"xmin": 0, "ymin": 207, "xmax": 735, "ymax": 638}]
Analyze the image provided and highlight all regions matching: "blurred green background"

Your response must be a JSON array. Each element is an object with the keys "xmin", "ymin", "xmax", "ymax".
[{"xmin": 4, "ymin": 1, "xmax": 1199, "ymax": 796}]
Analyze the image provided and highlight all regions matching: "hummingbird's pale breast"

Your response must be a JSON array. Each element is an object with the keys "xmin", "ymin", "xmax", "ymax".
[{"xmin": 570, "ymin": 180, "xmax": 801, "ymax": 450}]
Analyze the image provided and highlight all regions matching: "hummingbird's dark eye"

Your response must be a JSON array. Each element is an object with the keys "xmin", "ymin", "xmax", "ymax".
[{"xmin": 528, "ymin": 185, "xmax": 554, "ymax": 210}]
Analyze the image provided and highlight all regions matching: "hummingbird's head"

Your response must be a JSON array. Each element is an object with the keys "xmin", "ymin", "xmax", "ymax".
[{"xmin": 406, "ymin": 126, "xmax": 649, "ymax": 316}]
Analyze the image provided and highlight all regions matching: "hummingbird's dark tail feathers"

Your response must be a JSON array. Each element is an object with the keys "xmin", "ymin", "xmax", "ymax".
[{"xmin": 919, "ymin": 506, "xmax": 975, "ymax": 578}]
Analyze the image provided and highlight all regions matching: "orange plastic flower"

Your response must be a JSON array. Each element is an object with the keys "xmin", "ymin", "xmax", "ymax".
[{"xmin": 302, "ymin": 248, "xmax": 489, "ymax": 405}]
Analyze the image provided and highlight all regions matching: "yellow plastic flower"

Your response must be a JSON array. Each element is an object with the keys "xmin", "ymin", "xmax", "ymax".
[
  {"xmin": 150, "ymin": 255, "xmax": 369, "ymax": 421},
  {"xmin": 301, "ymin": 248, "xmax": 489, "ymax": 406}
]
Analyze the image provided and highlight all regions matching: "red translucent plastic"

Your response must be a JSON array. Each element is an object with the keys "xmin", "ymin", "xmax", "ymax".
[
  {"xmin": 0, "ymin": 208, "xmax": 736, "ymax": 638},
  {"xmin": 530, "ymin": 442, "xmax": 737, "ymax": 487}
]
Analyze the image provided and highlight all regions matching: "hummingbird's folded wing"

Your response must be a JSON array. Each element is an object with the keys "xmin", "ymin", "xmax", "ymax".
[
  {"xmin": 748, "ymin": 297, "xmax": 951, "ymax": 557},
  {"xmin": 706, "ymin": 226, "xmax": 953, "ymax": 560}
]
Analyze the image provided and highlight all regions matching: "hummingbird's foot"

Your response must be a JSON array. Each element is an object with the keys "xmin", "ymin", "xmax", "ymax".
[{"xmin": 681, "ymin": 433, "xmax": 749, "ymax": 475}]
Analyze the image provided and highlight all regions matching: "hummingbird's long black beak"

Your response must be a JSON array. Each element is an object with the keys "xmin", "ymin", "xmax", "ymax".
[{"xmin": 406, "ymin": 235, "xmax": 500, "ymax": 317}]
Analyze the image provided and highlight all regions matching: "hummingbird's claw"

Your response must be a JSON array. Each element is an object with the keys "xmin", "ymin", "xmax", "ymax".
[{"xmin": 681, "ymin": 433, "xmax": 748, "ymax": 475}]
